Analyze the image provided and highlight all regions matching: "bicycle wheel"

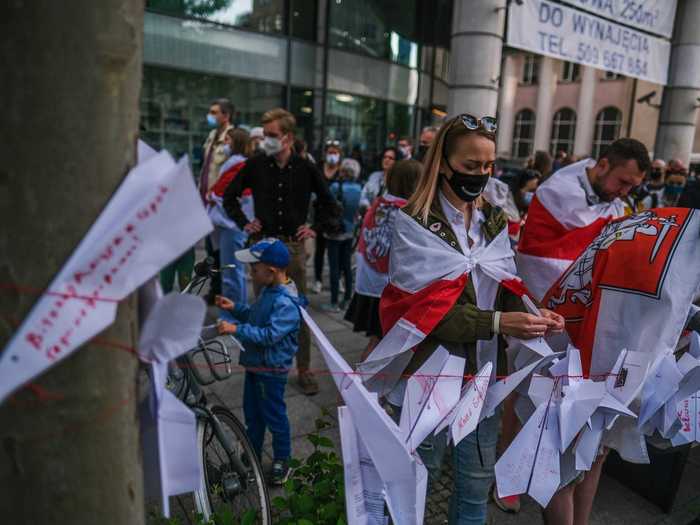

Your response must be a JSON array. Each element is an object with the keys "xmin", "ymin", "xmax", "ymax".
[{"xmin": 194, "ymin": 406, "xmax": 271, "ymax": 524}]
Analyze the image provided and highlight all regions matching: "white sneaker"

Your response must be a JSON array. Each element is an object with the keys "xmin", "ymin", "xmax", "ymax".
[{"xmin": 311, "ymin": 280, "xmax": 323, "ymax": 294}]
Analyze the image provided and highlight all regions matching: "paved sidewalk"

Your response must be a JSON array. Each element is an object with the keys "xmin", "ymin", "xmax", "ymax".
[{"xmin": 207, "ymin": 286, "xmax": 700, "ymax": 525}]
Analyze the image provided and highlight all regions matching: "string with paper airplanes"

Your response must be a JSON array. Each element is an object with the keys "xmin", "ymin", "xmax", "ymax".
[{"xmin": 305, "ymin": 206, "xmax": 700, "ymax": 523}]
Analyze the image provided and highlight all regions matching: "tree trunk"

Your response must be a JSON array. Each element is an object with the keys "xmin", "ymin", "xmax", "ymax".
[{"xmin": 0, "ymin": 2, "xmax": 145, "ymax": 523}]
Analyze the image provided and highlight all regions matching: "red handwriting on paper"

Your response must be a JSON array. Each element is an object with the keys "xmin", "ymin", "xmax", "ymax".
[{"xmin": 18, "ymin": 184, "xmax": 172, "ymax": 362}]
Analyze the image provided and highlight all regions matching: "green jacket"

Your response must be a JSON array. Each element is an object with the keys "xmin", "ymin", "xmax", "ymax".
[{"xmin": 402, "ymin": 198, "xmax": 525, "ymax": 378}]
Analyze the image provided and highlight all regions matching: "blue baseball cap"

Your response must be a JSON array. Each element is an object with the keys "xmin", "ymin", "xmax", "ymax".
[{"xmin": 235, "ymin": 238, "xmax": 290, "ymax": 268}]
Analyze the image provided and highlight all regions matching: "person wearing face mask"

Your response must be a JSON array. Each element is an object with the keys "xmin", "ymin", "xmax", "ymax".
[
  {"xmin": 249, "ymin": 127, "xmax": 264, "ymax": 155},
  {"xmin": 517, "ymin": 138, "xmax": 649, "ymax": 302},
  {"xmin": 661, "ymin": 159, "xmax": 689, "ymax": 207},
  {"xmin": 198, "ymin": 98, "xmax": 235, "ymax": 302},
  {"xmin": 207, "ymin": 128, "xmax": 254, "ymax": 306},
  {"xmin": 321, "ymin": 158, "xmax": 363, "ymax": 313},
  {"xmin": 638, "ymin": 158, "xmax": 666, "ymax": 209},
  {"xmin": 416, "ymin": 126, "xmax": 438, "ymax": 162},
  {"xmin": 311, "ymin": 140, "xmax": 344, "ymax": 294},
  {"xmin": 368, "ymin": 114, "xmax": 564, "ymax": 525},
  {"xmin": 223, "ymin": 108, "xmax": 338, "ymax": 396},
  {"xmin": 397, "ymin": 136, "xmax": 414, "ymax": 160},
  {"xmin": 359, "ymin": 146, "xmax": 398, "ymax": 212},
  {"xmin": 199, "ymin": 98, "xmax": 235, "ymax": 201}
]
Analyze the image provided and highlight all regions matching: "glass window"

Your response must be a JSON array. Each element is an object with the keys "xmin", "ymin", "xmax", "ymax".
[
  {"xmin": 329, "ymin": 0, "xmax": 419, "ymax": 67},
  {"xmin": 512, "ymin": 109, "xmax": 536, "ymax": 160},
  {"xmin": 325, "ymin": 93, "xmax": 386, "ymax": 164},
  {"xmin": 593, "ymin": 107, "xmax": 623, "ymax": 158},
  {"xmin": 561, "ymin": 61, "xmax": 580, "ymax": 83},
  {"xmin": 387, "ymin": 102, "xmax": 414, "ymax": 147},
  {"xmin": 146, "ymin": 0, "xmax": 285, "ymax": 35},
  {"xmin": 434, "ymin": 47, "xmax": 450, "ymax": 82},
  {"xmin": 550, "ymin": 108, "xmax": 577, "ymax": 156},
  {"xmin": 521, "ymin": 54, "xmax": 539, "ymax": 85},
  {"xmin": 603, "ymin": 70, "xmax": 623, "ymax": 80},
  {"xmin": 140, "ymin": 65, "xmax": 284, "ymax": 173},
  {"xmin": 290, "ymin": 87, "xmax": 315, "ymax": 148},
  {"xmin": 289, "ymin": 0, "xmax": 317, "ymax": 41}
]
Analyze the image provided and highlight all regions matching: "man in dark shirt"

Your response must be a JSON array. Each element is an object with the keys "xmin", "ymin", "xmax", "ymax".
[{"xmin": 224, "ymin": 108, "xmax": 336, "ymax": 395}]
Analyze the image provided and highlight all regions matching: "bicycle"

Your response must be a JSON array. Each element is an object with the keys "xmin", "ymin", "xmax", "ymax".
[{"xmin": 167, "ymin": 257, "xmax": 271, "ymax": 524}]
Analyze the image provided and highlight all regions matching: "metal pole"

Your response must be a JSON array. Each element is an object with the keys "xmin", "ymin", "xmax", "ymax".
[{"xmin": 318, "ymin": 0, "xmax": 331, "ymax": 151}]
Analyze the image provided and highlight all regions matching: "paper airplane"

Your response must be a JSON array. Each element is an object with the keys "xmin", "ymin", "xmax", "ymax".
[
  {"xmin": 399, "ymin": 348, "xmax": 465, "ymax": 452},
  {"xmin": 338, "ymin": 406, "xmax": 387, "ymax": 525},
  {"xmin": 302, "ymin": 309, "xmax": 427, "ymax": 525},
  {"xmin": 0, "ymin": 143, "xmax": 213, "ymax": 402},
  {"xmin": 139, "ymin": 293, "xmax": 206, "ymax": 517}
]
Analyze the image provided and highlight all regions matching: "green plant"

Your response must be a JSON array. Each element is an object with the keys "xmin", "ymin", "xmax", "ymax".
[{"xmin": 272, "ymin": 410, "xmax": 347, "ymax": 525}]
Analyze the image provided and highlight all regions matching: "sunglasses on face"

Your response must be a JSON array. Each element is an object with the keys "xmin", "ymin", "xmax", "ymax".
[
  {"xmin": 325, "ymin": 139, "xmax": 341, "ymax": 147},
  {"xmin": 456, "ymin": 114, "xmax": 498, "ymax": 133}
]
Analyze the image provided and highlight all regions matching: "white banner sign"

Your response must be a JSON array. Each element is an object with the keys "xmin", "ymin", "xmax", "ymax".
[
  {"xmin": 560, "ymin": 0, "xmax": 677, "ymax": 38},
  {"xmin": 508, "ymin": 0, "xmax": 671, "ymax": 85}
]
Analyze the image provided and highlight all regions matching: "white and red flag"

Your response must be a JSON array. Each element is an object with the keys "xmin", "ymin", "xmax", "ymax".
[
  {"xmin": 357, "ymin": 206, "xmax": 528, "ymax": 394},
  {"xmin": 543, "ymin": 208, "xmax": 700, "ymax": 378},
  {"xmin": 517, "ymin": 160, "xmax": 625, "ymax": 301},
  {"xmin": 355, "ymin": 194, "xmax": 407, "ymax": 298}
]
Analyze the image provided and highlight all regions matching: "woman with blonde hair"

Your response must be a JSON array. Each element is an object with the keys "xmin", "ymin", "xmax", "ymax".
[{"xmin": 374, "ymin": 114, "xmax": 564, "ymax": 524}]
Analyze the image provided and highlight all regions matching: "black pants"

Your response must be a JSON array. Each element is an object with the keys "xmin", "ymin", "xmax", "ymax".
[
  {"xmin": 205, "ymin": 235, "xmax": 221, "ymax": 298},
  {"xmin": 314, "ymin": 235, "xmax": 327, "ymax": 283},
  {"xmin": 327, "ymin": 238, "xmax": 353, "ymax": 305}
]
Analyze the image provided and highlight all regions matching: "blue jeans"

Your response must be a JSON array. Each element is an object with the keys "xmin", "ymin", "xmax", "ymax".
[
  {"xmin": 243, "ymin": 371, "xmax": 291, "ymax": 461},
  {"xmin": 327, "ymin": 238, "xmax": 353, "ymax": 305},
  {"xmin": 218, "ymin": 226, "xmax": 248, "ymax": 305},
  {"xmin": 390, "ymin": 404, "xmax": 498, "ymax": 525},
  {"xmin": 419, "ymin": 412, "xmax": 499, "ymax": 525}
]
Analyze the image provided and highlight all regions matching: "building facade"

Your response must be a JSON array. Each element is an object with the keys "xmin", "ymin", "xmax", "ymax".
[
  {"xmin": 140, "ymin": 0, "xmax": 452, "ymax": 174},
  {"xmin": 141, "ymin": 0, "xmax": 700, "ymax": 174},
  {"xmin": 498, "ymin": 51, "xmax": 700, "ymax": 168}
]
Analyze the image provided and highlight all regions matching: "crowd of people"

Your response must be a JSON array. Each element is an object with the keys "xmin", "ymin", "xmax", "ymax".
[{"xmin": 161, "ymin": 96, "xmax": 700, "ymax": 522}]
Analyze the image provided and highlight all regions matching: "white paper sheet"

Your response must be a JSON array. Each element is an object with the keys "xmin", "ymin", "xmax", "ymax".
[
  {"xmin": 302, "ymin": 309, "xmax": 428, "ymax": 525},
  {"xmin": 449, "ymin": 362, "xmax": 492, "ymax": 446},
  {"xmin": 638, "ymin": 354, "xmax": 683, "ymax": 427},
  {"xmin": 481, "ymin": 354, "xmax": 559, "ymax": 420},
  {"xmin": 558, "ymin": 348, "xmax": 606, "ymax": 452},
  {"xmin": 400, "ymin": 350, "xmax": 464, "ymax": 452},
  {"xmin": 495, "ymin": 400, "xmax": 561, "ymax": 507},
  {"xmin": 339, "ymin": 407, "xmax": 387, "ymax": 525},
  {"xmin": 139, "ymin": 293, "xmax": 206, "ymax": 516},
  {"xmin": 0, "ymin": 150, "xmax": 213, "ymax": 402}
]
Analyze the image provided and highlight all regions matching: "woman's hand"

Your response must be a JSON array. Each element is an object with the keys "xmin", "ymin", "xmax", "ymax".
[
  {"xmin": 215, "ymin": 295, "xmax": 235, "ymax": 311},
  {"xmin": 217, "ymin": 319, "xmax": 237, "ymax": 335},
  {"xmin": 539, "ymin": 308, "xmax": 565, "ymax": 333},
  {"xmin": 499, "ymin": 312, "xmax": 556, "ymax": 339}
]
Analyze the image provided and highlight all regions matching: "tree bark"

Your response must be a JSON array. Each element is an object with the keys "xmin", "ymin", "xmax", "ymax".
[{"xmin": 0, "ymin": 2, "xmax": 145, "ymax": 523}]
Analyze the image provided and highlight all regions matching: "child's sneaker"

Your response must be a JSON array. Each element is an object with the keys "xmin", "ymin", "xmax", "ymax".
[{"xmin": 270, "ymin": 459, "xmax": 291, "ymax": 485}]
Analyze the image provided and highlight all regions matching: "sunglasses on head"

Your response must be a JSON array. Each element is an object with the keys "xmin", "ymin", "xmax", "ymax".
[{"xmin": 456, "ymin": 114, "xmax": 498, "ymax": 133}]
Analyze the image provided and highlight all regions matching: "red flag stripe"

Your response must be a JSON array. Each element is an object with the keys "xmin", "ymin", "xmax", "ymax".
[
  {"xmin": 379, "ymin": 275, "xmax": 468, "ymax": 336},
  {"xmin": 519, "ymin": 196, "xmax": 611, "ymax": 261}
]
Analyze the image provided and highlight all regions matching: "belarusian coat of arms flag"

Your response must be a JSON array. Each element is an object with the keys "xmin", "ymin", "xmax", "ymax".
[{"xmin": 543, "ymin": 208, "xmax": 700, "ymax": 378}]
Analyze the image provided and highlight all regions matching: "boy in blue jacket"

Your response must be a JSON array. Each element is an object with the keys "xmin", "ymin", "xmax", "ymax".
[{"xmin": 216, "ymin": 238, "xmax": 301, "ymax": 484}]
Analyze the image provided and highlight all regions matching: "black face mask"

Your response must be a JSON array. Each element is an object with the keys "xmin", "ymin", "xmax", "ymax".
[
  {"xmin": 650, "ymin": 169, "xmax": 663, "ymax": 180},
  {"xmin": 442, "ymin": 153, "xmax": 490, "ymax": 202},
  {"xmin": 416, "ymin": 144, "xmax": 429, "ymax": 161}
]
